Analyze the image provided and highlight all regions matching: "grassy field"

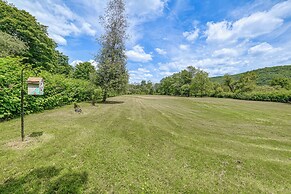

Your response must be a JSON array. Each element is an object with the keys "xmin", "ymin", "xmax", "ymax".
[{"xmin": 0, "ymin": 95, "xmax": 290, "ymax": 193}]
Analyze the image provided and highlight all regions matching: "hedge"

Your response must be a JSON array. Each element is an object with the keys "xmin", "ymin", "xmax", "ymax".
[
  {"xmin": 0, "ymin": 57, "xmax": 94, "ymax": 121},
  {"xmin": 213, "ymin": 91, "xmax": 291, "ymax": 103}
]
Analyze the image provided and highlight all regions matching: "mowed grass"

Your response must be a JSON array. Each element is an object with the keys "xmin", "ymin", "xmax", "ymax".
[{"xmin": 0, "ymin": 95, "xmax": 290, "ymax": 193}]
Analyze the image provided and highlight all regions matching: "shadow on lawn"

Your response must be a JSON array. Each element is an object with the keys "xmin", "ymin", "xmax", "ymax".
[
  {"xmin": 28, "ymin": 131, "xmax": 43, "ymax": 137},
  {"xmin": 97, "ymin": 100, "xmax": 124, "ymax": 104},
  {"xmin": 0, "ymin": 166, "xmax": 88, "ymax": 194}
]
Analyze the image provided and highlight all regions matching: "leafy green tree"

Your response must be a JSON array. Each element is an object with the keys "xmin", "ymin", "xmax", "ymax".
[
  {"xmin": 158, "ymin": 66, "xmax": 198, "ymax": 96},
  {"xmin": 0, "ymin": 31, "xmax": 28, "ymax": 57},
  {"xmin": 0, "ymin": 1, "xmax": 58, "ymax": 71},
  {"xmin": 190, "ymin": 70, "xmax": 212, "ymax": 97},
  {"xmin": 126, "ymin": 80, "xmax": 154, "ymax": 95},
  {"xmin": 213, "ymin": 83, "xmax": 224, "ymax": 95},
  {"xmin": 54, "ymin": 51, "xmax": 73, "ymax": 76},
  {"xmin": 95, "ymin": 0, "xmax": 128, "ymax": 102},
  {"xmin": 181, "ymin": 84, "xmax": 190, "ymax": 97},
  {"xmin": 271, "ymin": 77, "xmax": 290, "ymax": 90},
  {"xmin": 236, "ymin": 72, "xmax": 257, "ymax": 92},
  {"xmin": 140, "ymin": 80, "xmax": 149, "ymax": 94},
  {"xmin": 73, "ymin": 62, "xmax": 96, "ymax": 80},
  {"xmin": 187, "ymin": 66, "xmax": 198, "ymax": 78},
  {"xmin": 159, "ymin": 76, "xmax": 173, "ymax": 95},
  {"xmin": 146, "ymin": 81, "xmax": 154, "ymax": 95},
  {"xmin": 223, "ymin": 74, "xmax": 235, "ymax": 92}
]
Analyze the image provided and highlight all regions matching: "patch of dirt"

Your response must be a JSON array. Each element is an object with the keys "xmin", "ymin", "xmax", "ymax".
[
  {"xmin": 5, "ymin": 133, "xmax": 54, "ymax": 150},
  {"xmin": 6, "ymin": 138, "xmax": 35, "ymax": 149}
]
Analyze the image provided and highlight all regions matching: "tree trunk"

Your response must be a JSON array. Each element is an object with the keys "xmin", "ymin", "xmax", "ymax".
[{"xmin": 102, "ymin": 89, "xmax": 107, "ymax": 103}]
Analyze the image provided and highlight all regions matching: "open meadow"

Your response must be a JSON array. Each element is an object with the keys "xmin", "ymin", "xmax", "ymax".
[{"xmin": 0, "ymin": 95, "xmax": 290, "ymax": 193}]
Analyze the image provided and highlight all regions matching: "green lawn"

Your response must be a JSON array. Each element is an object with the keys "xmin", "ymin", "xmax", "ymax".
[{"xmin": 0, "ymin": 95, "xmax": 290, "ymax": 193}]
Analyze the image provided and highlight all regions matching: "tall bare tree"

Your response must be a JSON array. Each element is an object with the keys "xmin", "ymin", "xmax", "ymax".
[{"xmin": 95, "ymin": 0, "xmax": 129, "ymax": 102}]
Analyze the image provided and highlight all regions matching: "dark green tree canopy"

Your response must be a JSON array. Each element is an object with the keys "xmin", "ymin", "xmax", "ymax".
[
  {"xmin": 0, "ymin": 31, "xmax": 28, "ymax": 57},
  {"xmin": 54, "ymin": 50, "xmax": 73, "ymax": 76},
  {"xmin": 158, "ymin": 66, "xmax": 212, "ymax": 97},
  {"xmin": 271, "ymin": 77, "xmax": 290, "ymax": 89},
  {"xmin": 73, "ymin": 62, "xmax": 96, "ymax": 80},
  {"xmin": 0, "ymin": 0, "xmax": 58, "ymax": 71}
]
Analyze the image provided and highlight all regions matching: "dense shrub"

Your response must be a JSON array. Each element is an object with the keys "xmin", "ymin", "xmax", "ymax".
[
  {"xmin": 214, "ymin": 90, "xmax": 291, "ymax": 103},
  {"xmin": 0, "ymin": 58, "xmax": 94, "ymax": 121}
]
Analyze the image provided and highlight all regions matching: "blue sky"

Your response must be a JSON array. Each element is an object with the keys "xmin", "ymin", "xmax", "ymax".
[{"xmin": 7, "ymin": 0, "xmax": 291, "ymax": 83}]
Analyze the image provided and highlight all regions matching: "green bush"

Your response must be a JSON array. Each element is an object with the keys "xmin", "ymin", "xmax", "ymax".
[
  {"xmin": 0, "ymin": 58, "xmax": 94, "ymax": 121},
  {"xmin": 91, "ymin": 87, "xmax": 102, "ymax": 105},
  {"xmin": 214, "ymin": 90, "xmax": 291, "ymax": 103}
]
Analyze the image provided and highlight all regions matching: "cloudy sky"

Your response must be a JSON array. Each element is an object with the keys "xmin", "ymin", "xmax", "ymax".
[{"xmin": 7, "ymin": 0, "xmax": 291, "ymax": 83}]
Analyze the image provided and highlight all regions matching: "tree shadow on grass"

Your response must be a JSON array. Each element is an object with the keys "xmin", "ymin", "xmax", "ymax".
[
  {"xmin": 0, "ymin": 166, "xmax": 88, "ymax": 194},
  {"xmin": 97, "ymin": 100, "xmax": 124, "ymax": 104},
  {"xmin": 29, "ymin": 131, "xmax": 43, "ymax": 137}
]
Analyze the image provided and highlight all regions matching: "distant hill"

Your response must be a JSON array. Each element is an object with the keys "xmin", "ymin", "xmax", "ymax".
[{"xmin": 210, "ymin": 65, "xmax": 291, "ymax": 85}]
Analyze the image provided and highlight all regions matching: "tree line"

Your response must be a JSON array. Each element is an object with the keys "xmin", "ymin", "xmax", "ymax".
[{"xmin": 128, "ymin": 66, "xmax": 291, "ymax": 103}]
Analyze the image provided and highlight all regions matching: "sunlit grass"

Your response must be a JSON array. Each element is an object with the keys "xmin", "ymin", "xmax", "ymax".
[{"xmin": 0, "ymin": 95, "xmax": 290, "ymax": 193}]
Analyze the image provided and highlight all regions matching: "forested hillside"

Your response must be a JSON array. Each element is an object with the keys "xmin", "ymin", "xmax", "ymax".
[{"xmin": 210, "ymin": 65, "xmax": 291, "ymax": 85}]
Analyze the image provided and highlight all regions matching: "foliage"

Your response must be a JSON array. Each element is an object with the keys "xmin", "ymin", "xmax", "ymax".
[
  {"xmin": 91, "ymin": 87, "xmax": 102, "ymax": 106},
  {"xmin": 150, "ymin": 66, "xmax": 291, "ymax": 103},
  {"xmin": 0, "ymin": 31, "xmax": 28, "ymax": 57},
  {"xmin": 73, "ymin": 62, "xmax": 96, "ymax": 80},
  {"xmin": 223, "ymin": 74, "xmax": 235, "ymax": 92},
  {"xmin": 211, "ymin": 65, "xmax": 291, "ymax": 85},
  {"xmin": 223, "ymin": 72, "xmax": 257, "ymax": 93},
  {"xmin": 270, "ymin": 77, "xmax": 291, "ymax": 90},
  {"xmin": 0, "ymin": 1, "xmax": 60, "ymax": 71},
  {"xmin": 190, "ymin": 70, "xmax": 212, "ymax": 97},
  {"xmin": 157, "ymin": 66, "xmax": 211, "ymax": 97},
  {"xmin": 53, "ymin": 50, "xmax": 73, "ymax": 76},
  {"xmin": 95, "ymin": 0, "xmax": 128, "ymax": 102},
  {"xmin": 235, "ymin": 72, "xmax": 257, "ymax": 92},
  {"xmin": 127, "ymin": 80, "xmax": 155, "ymax": 95},
  {"xmin": 0, "ymin": 58, "xmax": 94, "ymax": 121},
  {"xmin": 213, "ymin": 90, "xmax": 291, "ymax": 103}
]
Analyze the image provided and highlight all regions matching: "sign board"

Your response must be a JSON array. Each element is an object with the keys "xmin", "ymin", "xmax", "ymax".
[{"xmin": 27, "ymin": 77, "xmax": 44, "ymax": 95}]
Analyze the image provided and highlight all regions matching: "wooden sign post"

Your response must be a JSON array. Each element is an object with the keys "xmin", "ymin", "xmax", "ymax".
[{"xmin": 20, "ymin": 73, "xmax": 44, "ymax": 141}]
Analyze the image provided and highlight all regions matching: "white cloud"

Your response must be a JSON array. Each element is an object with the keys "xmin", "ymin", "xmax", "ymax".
[
  {"xmin": 7, "ymin": 0, "xmax": 97, "ymax": 45},
  {"xmin": 129, "ymin": 67, "xmax": 153, "ymax": 83},
  {"xmin": 137, "ymin": 68, "xmax": 150, "ymax": 73},
  {"xmin": 205, "ymin": 1, "xmax": 291, "ymax": 43},
  {"xmin": 205, "ymin": 21, "xmax": 233, "ymax": 42},
  {"xmin": 89, "ymin": 59, "xmax": 98, "ymax": 69},
  {"xmin": 126, "ymin": 45, "xmax": 153, "ymax": 62},
  {"xmin": 7, "ymin": 0, "xmax": 168, "ymax": 46},
  {"xmin": 213, "ymin": 48, "xmax": 239, "ymax": 57},
  {"xmin": 159, "ymin": 71, "xmax": 175, "ymax": 77},
  {"xmin": 81, "ymin": 23, "xmax": 97, "ymax": 36},
  {"xmin": 70, "ymin": 59, "xmax": 98, "ymax": 69},
  {"xmin": 70, "ymin": 60, "xmax": 83, "ymax": 67},
  {"xmin": 155, "ymin": 48, "xmax": 167, "ymax": 55},
  {"xmin": 183, "ymin": 29, "xmax": 199, "ymax": 43},
  {"xmin": 50, "ymin": 34, "xmax": 68, "ymax": 46},
  {"xmin": 233, "ymin": 12, "xmax": 283, "ymax": 38},
  {"xmin": 248, "ymin": 42, "xmax": 276, "ymax": 55},
  {"xmin": 158, "ymin": 57, "xmax": 245, "ymax": 77},
  {"xmin": 127, "ymin": 0, "xmax": 167, "ymax": 19},
  {"xmin": 179, "ymin": 44, "xmax": 190, "ymax": 51},
  {"xmin": 269, "ymin": 0, "xmax": 291, "ymax": 18}
]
